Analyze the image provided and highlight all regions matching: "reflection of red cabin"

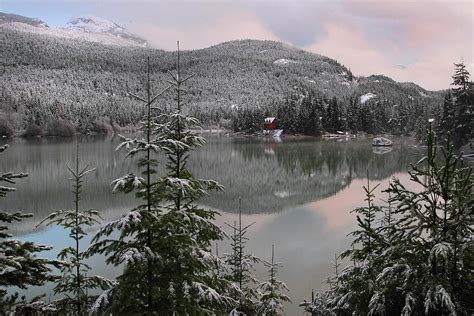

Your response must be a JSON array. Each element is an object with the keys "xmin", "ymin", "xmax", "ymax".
[{"xmin": 264, "ymin": 117, "xmax": 278, "ymax": 130}]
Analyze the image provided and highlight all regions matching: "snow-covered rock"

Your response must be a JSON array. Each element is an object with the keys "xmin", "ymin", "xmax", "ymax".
[
  {"xmin": 273, "ymin": 58, "xmax": 297, "ymax": 65},
  {"xmin": 372, "ymin": 137, "xmax": 393, "ymax": 147},
  {"xmin": 360, "ymin": 93, "xmax": 376, "ymax": 104}
]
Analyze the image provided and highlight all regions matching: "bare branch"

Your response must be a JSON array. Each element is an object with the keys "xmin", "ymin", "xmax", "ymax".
[
  {"xmin": 150, "ymin": 84, "xmax": 174, "ymax": 104},
  {"xmin": 128, "ymin": 92, "xmax": 147, "ymax": 103},
  {"xmin": 167, "ymin": 70, "xmax": 178, "ymax": 82},
  {"xmin": 180, "ymin": 73, "xmax": 195, "ymax": 84}
]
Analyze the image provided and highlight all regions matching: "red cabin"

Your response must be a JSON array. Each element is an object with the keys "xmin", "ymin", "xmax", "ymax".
[{"xmin": 264, "ymin": 117, "xmax": 278, "ymax": 130}]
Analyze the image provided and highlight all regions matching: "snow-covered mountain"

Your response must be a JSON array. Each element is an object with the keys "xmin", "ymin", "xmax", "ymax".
[
  {"xmin": 64, "ymin": 16, "xmax": 124, "ymax": 33},
  {"xmin": 62, "ymin": 15, "xmax": 147, "ymax": 45},
  {"xmin": 0, "ymin": 12, "xmax": 48, "ymax": 27},
  {"xmin": 0, "ymin": 12, "xmax": 147, "ymax": 47}
]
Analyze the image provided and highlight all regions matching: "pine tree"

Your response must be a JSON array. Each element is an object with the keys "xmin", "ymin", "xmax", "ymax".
[
  {"xmin": 148, "ymin": 41, "xmax": 233, "ymax": 314},
  {"xmin": 325, "ymin": 174, "xmax": 384, "ymax": 314},
  {"xmin": 85, "ymin": 56, "xmax": 173, "ymax": 313},
  {"xmin": 257, "ymin": 245, "xmax": 291, "ymax": 316},
  {"xmin": 452, "ymin": 62, "xmax": 470, "ymax": 93},
  {"xmin": 439, "ymin": 92, "xmax": 455, "ymax": 138},
  {"xmin": 88, "ymin": 43, "xmax": 233, "ymax": 314},
  {"xmin": 314, "ymin": 121, "xmax": 473, "ymax": 315},
  {"xmin": 0, "ymin": 144, "xmax": 60, "ymax": 313},
  {"xmin": 451, "ymin": 62, "xmax": 473, "ymax": 146},
  {"xmin": 326, "ymin": 97, "xmax": 343, "ymax": 133},
  {"xmin": 346, "ymin": 96, "xmax": 359, "ymax": 134},
  {"xmin": 224, "ymin": 198, "xmax": 261, "ymax": 315},
  {"xmin": 385, "ymin": 122, "xmax": 473, "ymax": 314},
  {"xmin": 38, "ymin": 142, "xmax": 114, "ymax": 314},
  {"xmin": 440, "ymin": 62, "xmax": 473, "ymax": 146}
]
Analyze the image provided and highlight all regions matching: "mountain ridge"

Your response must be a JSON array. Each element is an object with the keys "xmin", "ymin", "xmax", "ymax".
[
  {"xmin": 1, "ymin": 13, "xmax": 444, "ymax": 135},
  {"xmin": 0, "ymin": 12, "xmax": 147, "ymax": 47}
]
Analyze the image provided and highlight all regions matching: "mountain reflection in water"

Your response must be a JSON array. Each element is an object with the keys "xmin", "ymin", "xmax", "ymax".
[
  {"xmin": 2, "ymin": 135, "xmax": 421, "ymax": 233},
  {"xmin": 2, "ymin": 134, "xmax": 423, "ymax": 314}
]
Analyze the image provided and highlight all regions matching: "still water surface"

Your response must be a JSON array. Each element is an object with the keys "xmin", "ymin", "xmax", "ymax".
[{"xmin": 2, "ymin": 135, "xmax": 423, "ymax": 314}]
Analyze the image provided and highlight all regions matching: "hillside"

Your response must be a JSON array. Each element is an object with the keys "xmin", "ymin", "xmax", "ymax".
[{"xmin": 1, "ymin": 13, "xmax": 444, "ymax": 135}]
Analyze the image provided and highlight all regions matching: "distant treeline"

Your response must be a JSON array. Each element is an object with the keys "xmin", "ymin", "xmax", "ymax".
[{"xmin": 229, "ymin": 91, "xmax": 438, "ymax": 137}]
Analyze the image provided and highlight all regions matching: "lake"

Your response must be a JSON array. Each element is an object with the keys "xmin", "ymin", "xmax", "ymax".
[{"xmin": 2, "ymin": 134, "xmax": 423, "ymax": 314}]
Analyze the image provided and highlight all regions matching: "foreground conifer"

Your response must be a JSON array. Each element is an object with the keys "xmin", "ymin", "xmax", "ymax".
[
  {"xmin": 38, "ymin": 143, "xmax": 113, "ymax": 314},
  {"xmin": 257, "ymin": 245, "xmax": 291, "ymax": 315},
  {"xmin": 224, "ymin": 198, "xmax": 261, "ymax": 315},
  {"xmin": 88, "ymin": 43, "xmax": 233, "ymax": 313},
  {"xmin": 0, "ymin": 144, "xmax": 60, "ymax": 313},
  {"xmin": 305, "ymin": 121, "xmax": 473, "ymax": 314}
]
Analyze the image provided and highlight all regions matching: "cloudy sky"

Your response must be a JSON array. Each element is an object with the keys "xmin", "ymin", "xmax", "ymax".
[{"xmin": 3, "ymin": 0, "xmax": 473, "ymax": 90}]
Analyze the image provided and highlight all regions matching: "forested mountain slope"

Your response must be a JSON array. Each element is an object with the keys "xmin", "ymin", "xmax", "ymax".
[{"xmin": 1, "ymin": 14, "xmax": 444, "ymax": 135}]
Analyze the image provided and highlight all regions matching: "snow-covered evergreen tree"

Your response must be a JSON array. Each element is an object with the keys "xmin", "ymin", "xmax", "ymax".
[
  {"xmin": 257, "ymin": 245, "xmax": 291, "ymax": 316},
  {"xmin": 88, "ymin": 44, "xmax": 233, "ymax": 314},
  {"xmin": 146, "ymin": 41, "xmax": 233, "ymax": 314},
  {"xmin": 311, "ymin": 121, "xmax": 473, "ymax": 315},
  {"xmin": 384, "ymin": 123, "xmax": 473, "ymax": 314},
  {"xmin": 440, "ymin": 62, "xmax": 473, "ymax": 146},
  {"xmin": 85, "ymin": 56, "xmax": 174, "ymax": 314},
  {"xmin": 224, "ymin": 198, "xmax": 261, "ymax": 315},
  {"xmin": 0, "ymin": 144, "xmax": 60, "ymax": 313},
  {"xmin": 326, "ymin": 175, "xmax": 385, "ymax": 314},
  {"xmin": 38, "ymin": 143, "xmax": 114, "ymax": 314}
]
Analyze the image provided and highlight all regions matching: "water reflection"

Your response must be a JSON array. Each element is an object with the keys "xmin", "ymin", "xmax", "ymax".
[
  {"xmin": 2, "ymin": 135, "xmax": 423, "ymax": 314},
  {"xmin": 199, "ymin": 136, "xmax": 420, "ymax": 214},
  {"xmin": 2, "ymin": 135, "xmax": 421, "ymax": 234}
]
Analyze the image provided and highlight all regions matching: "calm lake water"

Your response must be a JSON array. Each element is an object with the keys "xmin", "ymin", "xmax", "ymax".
[{"xmin": 2, "ymin": 134, "xmax": 423, "ymax": 314}]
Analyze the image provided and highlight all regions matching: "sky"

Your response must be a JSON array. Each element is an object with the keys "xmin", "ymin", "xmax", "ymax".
[{"xmin": 2, "ymin": 0, "xmax": 473, "ymax": 90}]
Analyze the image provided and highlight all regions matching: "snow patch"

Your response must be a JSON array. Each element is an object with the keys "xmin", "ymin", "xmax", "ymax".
[
  {"xmin": 419, "ymin": 91, "xmax": 429, "ymax": 98},
  {"xmin": 273, "ymin": 58, "xmax": 297, "ymax": 65},
  {"xmin": 274, "ymin": 191, "xmax": 290, "ymax": 198},
  {"xmin": 360, "ymin": 93, "xmax": 376, "ymax": 104},
  {"xmin": 64, "ymin": 16, "xmax": 123, "ymax": 33}
]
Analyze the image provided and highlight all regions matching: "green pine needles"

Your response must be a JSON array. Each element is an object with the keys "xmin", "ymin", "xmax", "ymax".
[
  {"xmin": 257, "ymin": 244, "xmax": 291, "ymax": 316},
  {"xmin": 88, "ymin": 43, "xmax": 233, "ymax": 314},
  {"xmin": 38, "ymin": 142, "xmax": 113, "ymax": 314},
  {"xmin": 306, "ymin": 121, "xmax": 473, "ymax": 315},
  {"xmin": 224, "ymin": 198, "xmax": 261, "ymax": 314}
]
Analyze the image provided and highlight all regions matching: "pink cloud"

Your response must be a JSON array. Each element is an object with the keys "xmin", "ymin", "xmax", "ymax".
[
  {"xmin": 124, "ymin": 0, "xmax": 472, "ymax": 90},
  {"xmin": 305, "ymin": 20, "xmax": 395, "ymax": 76},
  {"xmin": 128, "ymin": 8, "xmax": 278, "ymax": 51},
  {"xmin": 304, "ymin": 1, "xmax": 473, "ymax": 90}
]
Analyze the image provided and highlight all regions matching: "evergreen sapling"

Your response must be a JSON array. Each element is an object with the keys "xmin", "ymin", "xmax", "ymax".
[{"xmin": 38, "ymin": 143, "xmax": 114, "ymax": 314}]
